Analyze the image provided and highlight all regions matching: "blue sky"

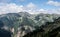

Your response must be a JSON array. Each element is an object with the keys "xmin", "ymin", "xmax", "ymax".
[{"xmin": 0, "ymin": 0, "xmax": 60, "ymax": 14}]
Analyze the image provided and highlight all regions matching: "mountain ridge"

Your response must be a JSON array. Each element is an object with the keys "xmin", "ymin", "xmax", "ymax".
[{"xmin": 0, "ymin": 12, "xmax": 60, "ymax": 37}]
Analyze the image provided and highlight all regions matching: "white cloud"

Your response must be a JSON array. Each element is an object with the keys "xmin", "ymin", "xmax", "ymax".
[
  {"xmin": 0, "ymin": 2, "xmax": 60, "ymax": 15},
  {"xmin": 47, "ymin": 1, "xmax": 60, "ymax": 6},
  {"xmin": 0, "ymin": 3, "xmax": 25, "ymax": 14},
  {"xmin": 25, "ymin": 2, "xmax": 37, "ymax": 14},
  {"xmin": 27, "ymin": 9, "xmax": 60, "ymax": 14},
  {"xmin": 27, "ymin": 2, "xmax": 36, "ymax": 9},
  {"xmin": 0, "ymin": 3, "xmax": 37, "ymax": 14},
  {"xmin": 38, "ymin": 9, "xmax": 48, "ymax": 14},
  {"xmin": 37, "ymin": 9, "xmax": 60, "ymax": 14},
  {"xmin": 53, "ymin": 9, "xmax": 60, "ymax": 14}
]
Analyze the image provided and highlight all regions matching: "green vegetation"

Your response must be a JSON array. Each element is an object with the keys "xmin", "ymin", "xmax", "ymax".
[{"xmin": 0, "ymin": 12, "xmax": 60, "ymax": 37}]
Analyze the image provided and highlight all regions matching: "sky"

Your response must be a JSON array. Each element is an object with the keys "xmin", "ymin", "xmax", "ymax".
[{"xmin": 0, "ymin": 0, "xmax": 60, "ymax": 14}]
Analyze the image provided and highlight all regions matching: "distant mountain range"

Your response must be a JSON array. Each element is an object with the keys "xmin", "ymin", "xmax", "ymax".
[{"xmin": 0, "ymin": 12, "xmax": 60, "ymax": 37}]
